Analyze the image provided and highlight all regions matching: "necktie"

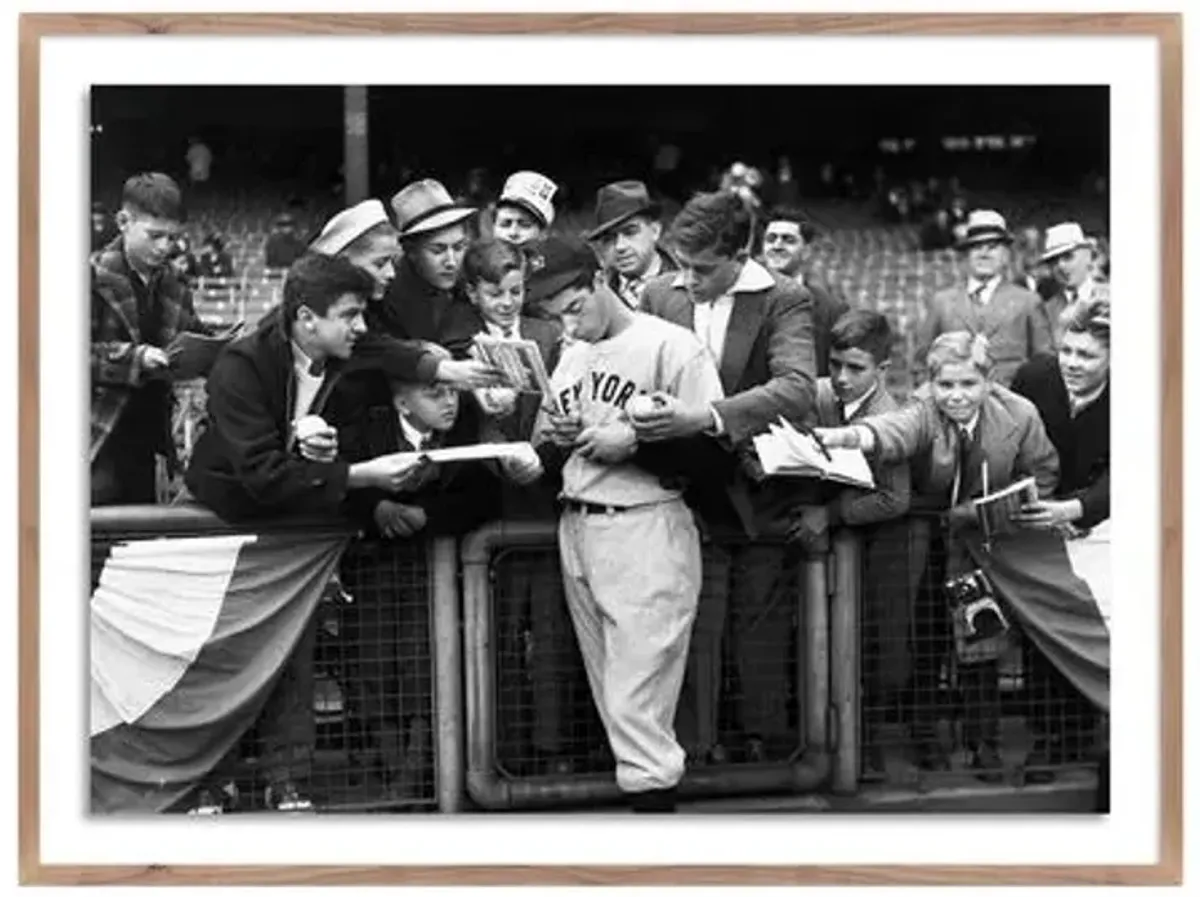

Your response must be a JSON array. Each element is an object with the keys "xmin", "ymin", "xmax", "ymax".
[
  {"xmin": 502, "ymin": 325, "xmax": 514, "ymax": 339},
  {"xmin": 955, "ymin": 425, "xmax": 977, "ymax": 503},
  {"xmin": 836, "ymin": 400, "xmax": 847, "ymax": 425},
  {"xmin": 969, "ymin": 282, "xmax": 986, "ymax": 305}
]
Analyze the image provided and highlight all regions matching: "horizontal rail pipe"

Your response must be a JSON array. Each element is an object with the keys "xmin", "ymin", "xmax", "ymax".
[{"xmin": 461, "ymin": 520, "xmax": 832, "ymax": 811}]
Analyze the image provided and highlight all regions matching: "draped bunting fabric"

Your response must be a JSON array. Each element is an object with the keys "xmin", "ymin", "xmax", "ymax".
[
  {"xmin": 90, "ymin": 530, "xmax": 350, "ymax": 814},
  {"xmin": 964, "ymin": 527, "xmax": 1111, "ymax": 712}
]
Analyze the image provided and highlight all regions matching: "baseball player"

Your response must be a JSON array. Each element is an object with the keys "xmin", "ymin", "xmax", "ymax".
[{"xmin": 526, "ymin": 234, "xmax": 726, "ymax": 813}]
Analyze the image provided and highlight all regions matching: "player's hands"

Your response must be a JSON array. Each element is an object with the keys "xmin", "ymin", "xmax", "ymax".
[
  {"xmin": 140, "ymin": 346, "xmax": 171, "ymax": 375},
  {"xmin": 499, "ymin": 443, "xmax": 543, "ymax": 485},
  {"xmin": 545, "ymin": 410, "xmax": 584, "ymax": 447},
  {"xmin": 436, "ymin": 358, "xmax": 505, "ymax": 388},
  {"xmin": 373, "ymin": 500, "xmax": 428, "ymax": 539},
  {"xmin": 575, "ymin": 421, "xmax": 637, "ymax": 464},
  {"xmin": 1013, "ymin": 498, "xmax": 1082, "ymax": 532},
  {"xmin": 628, "ymin": 393, "xmax": 712, "ymax": 441},
  {"xmin": 475, "ymin": 386, "xmax": 519, "ymax": 418}
]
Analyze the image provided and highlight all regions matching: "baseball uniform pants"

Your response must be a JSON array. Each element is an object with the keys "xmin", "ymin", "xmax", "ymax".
[{"xmin": 558, "ymin": 498, "xmax": 701, "ymax": 793}]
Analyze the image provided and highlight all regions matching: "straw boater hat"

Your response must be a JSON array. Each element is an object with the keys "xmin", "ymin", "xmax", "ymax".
[
  {"xmin": 497, "ymin": 170, "xmax": 558, "ymax": 229},
  {"xmin": 390, "ymin": 179, "xmax": 476, "ymax": 241},
  {"xmin": 1039, "ymin": 222, "xmax": 1094, "ymax": 263},
  {"xmin": 585, "ymin": 180, "xmax": 661, "ymax": 241},
  {"xmin": 309, "ymin": 199, "xmax": 395, "ymax": 256},
  {"xmin": 957, "ymin": 209, "xmax": 1014, "ymax": 249}
]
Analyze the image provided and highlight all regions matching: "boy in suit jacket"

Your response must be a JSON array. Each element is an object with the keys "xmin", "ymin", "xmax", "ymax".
[
  {"xmin": 332, "ymin": 351, "xmax": 542, "ymax": 799},
  {"xmin": 635, "ymin": 190, "xmax": 818, "ymax": 763},
  {"xmin": 794, "ymin": 310, "xmax": 914, "ymax": 773},
  {"xmin": 916, "ymin": 210, "xmax": 1052, "ymax": 387}
]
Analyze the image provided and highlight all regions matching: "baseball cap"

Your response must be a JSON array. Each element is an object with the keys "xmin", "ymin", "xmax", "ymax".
[{"xmin": 524, "ymin": 234, "xmax": 600, "ymax": 307}]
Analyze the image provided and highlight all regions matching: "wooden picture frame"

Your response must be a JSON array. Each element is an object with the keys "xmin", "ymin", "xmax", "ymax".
[{"xmin": 20, "ymin": 12, "xmax": 1182, "ymax": 886}]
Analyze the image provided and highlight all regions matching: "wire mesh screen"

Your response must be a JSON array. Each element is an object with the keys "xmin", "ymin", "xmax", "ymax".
[
  {"xmin": 488, "ymin": 539, "xmax": 808, "ymax": 781},
  {"xmin": 313, "ymin": 539, "xmax": 438, "ymax": 812},
  {"xmin": 855, "ymin": 518, "xmax": 1103, "ymax": 789},
  {"xmin": 90, "ymin": 528, "xmax": 437, "ymax": 814}
]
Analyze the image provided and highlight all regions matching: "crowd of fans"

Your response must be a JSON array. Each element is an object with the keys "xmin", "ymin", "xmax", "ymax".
[{"xmin": 89, "ymin": 160, "xmax": 1111, "ymax": 815}]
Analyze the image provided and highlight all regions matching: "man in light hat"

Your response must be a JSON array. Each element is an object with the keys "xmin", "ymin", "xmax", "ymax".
[
  {"xmin": 917, "ymin": 209, "xmax": 1052, "ymax": 386},
  {"xmin": 1038, "ymin": 221, "xmax": 1110, "ymax": 344},
  {"xmin": 586, "ymin": 180, "xmax": 677, "ymax": 311},
  {"xmin": 373, "ymin": 179, "xmax": 479, "ymax": 357},
  {"xmin": 492, "ymin": 170, "xmax": 557, "ymax": 248}
]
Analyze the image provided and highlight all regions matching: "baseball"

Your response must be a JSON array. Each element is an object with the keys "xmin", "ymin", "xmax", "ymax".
[
  {"xmin": 294, "ymin": 414, "xmax": 331, "ymax": 442},
  {"xmin": 627, "ymin": 394, "xmax": 663, "ymax": 419}
]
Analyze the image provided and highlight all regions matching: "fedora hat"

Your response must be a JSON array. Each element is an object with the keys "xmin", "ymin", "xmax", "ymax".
[
  {"xmin": 957, "ymin": 209, "xmax": 1013, "ymax": 248},
  {"xmin": 390, "ymin": 179, "xmax": 476, "ymax": 240},
  {"xmin": 498, "ymin": 170, "xmax": 558, "ymax": 229},
  {"xmin": 1040, "ymin": 222, "xmax": 1094, "ymax": 263},
  {"xmin": 585, "ymin": 180, "xmax": 660, "ymax": 241}
]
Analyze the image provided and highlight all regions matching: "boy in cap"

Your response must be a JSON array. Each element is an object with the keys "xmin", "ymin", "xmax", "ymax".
[
  {"xmin": 586, "ymin": 180, "xmax": 677, "ymax": 311},
  {"xmin": 916, "ymin": 209, "xmax": 1052, "ymax": 386},
  {"xmin": 310, "ymin": 198, "xmax": 401, "ymax": 300},
  {"xmin": 528, "ymin": 233, "xmax": 726, "ymax": 812},
  {"xmin": 492, "ymin": 170, "xmax": 557, "ymax": 249},
  {"xmin": 335, "ymin": 343, "xmax": 542, "ymax": 799}
]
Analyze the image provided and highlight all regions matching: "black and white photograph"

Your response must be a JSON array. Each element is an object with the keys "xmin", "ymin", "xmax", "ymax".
[{"xmin": 84, "ymin": 80, "xmax": 1119, "ymax": 823}]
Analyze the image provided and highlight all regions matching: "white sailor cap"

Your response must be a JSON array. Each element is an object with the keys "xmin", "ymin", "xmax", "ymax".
[{"xmin": 309, "ymin": 199, "xmax": 395, "ymax": 256}]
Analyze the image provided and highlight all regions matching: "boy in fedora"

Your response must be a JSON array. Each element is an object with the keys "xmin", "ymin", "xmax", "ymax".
[
  {"xmin": 586, "ymin": 180, "xmax": 677, "ymax": 311},
  {"xmin": 493, "ymin": 170, "xmax": 557, "ymax": 249},
  {"xmin": 916, "ymin": 209, "xmax": 1052, "ymax": 386},
  {"xmin": 1038, "ymin": 221, "xmax": 1110, "ymax": 346},
  {"xmin": 372, "ymin": 179, "xmax": 479, "ymax": 357}
]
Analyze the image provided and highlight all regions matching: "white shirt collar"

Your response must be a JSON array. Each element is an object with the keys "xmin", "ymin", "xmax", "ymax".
[
  {"xmin": 956, "ymin": 412, "xmax": 981, "ymax": 438},
  {"xmin": 623, "ymin": 252, "xmax": 663, "ymax": 287},
  {"xmin": 966, "ymin": 274, "xmax": 1002, "ymax": 305},
  {"xmin": 291, "ymin": 340, "xmax": 325, "ymax": 378},
  {"xmin": 397, "ymin": 411, "xmax": 431, "ymax": 451},
  {"xmin": 672, "ymin": 258, "xmax": 775, "ymax": 293},
  {"xmin": 484, "ymin": 318, "xmax": 521, "ymax": 340},
  {"xmin": 842, "ymin": 385, "xmax": 877, "ymax": 421}
]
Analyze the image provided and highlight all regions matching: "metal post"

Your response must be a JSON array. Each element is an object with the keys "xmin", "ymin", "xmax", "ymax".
[
  {"xmin": 343, "ymin": 86, "xmax": 369, "ymax": 206},
  {"xmin": 803, "ymin": 552, "xmax": 829, "ymax": 753},
  {"xmin": 831, "ymin": 530, "xmax": 862, "ymax": 795},
  {"xmin": 431, "ymin": 537, "xmax": 463, "ymax": 813}
]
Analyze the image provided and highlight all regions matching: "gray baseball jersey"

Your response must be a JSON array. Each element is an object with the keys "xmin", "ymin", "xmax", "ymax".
[{"xmin": 536, "ymin": 312, "xmax": 724, "ymax": 507}]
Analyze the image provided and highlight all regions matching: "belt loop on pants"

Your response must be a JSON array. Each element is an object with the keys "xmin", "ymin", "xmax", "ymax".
[{"xmin": 560, "ymin": 499, "xmax": 631, "ymax": 516}]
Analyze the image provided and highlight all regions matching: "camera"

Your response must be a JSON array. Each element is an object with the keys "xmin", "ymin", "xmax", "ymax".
[{"xmin": 944, "ymin": 569, "xmax": 1011, "ymax": 664}]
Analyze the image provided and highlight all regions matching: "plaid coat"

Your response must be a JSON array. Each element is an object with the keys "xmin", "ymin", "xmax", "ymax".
[{"xmin": 89, "ymin": 241, "xmax": 208, "ymax": 468}]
